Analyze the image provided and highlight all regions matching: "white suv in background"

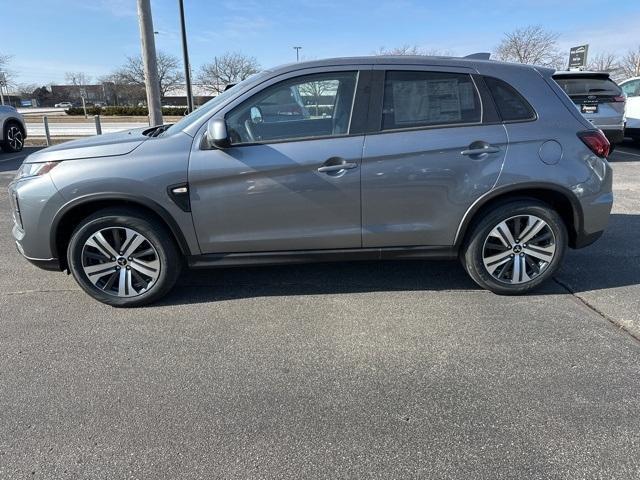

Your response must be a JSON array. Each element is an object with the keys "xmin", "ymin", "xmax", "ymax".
[
  {"xmin": 620, "ymin": 77, "xmax": 640, "ymax": 143},
  {"xmin": 0, "ymin": 105, "xmax": 26, "ymax": 153}
]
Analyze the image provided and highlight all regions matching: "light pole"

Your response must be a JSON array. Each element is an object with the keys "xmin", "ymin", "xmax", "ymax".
[
  {"xmin": 136, "ymin": 0, "xmax": 163, "ymax": 126},
  {"xmin": 177, "ymin": 0, "xmax": 194, "ymax": 113},
  {"xmin": 293, "ymin": 46, "xmax": 302, "ymax": 62}
]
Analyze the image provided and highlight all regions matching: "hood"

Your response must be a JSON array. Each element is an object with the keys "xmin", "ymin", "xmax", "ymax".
[{"xmin": 24, "ymin": 127, "xmax": 150, "ymax": 163}]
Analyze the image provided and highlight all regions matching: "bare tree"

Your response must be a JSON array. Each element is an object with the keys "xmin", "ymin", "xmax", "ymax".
[
  {"xmin": 64, "ymin": 71, "xmax": 92, "ymax": 87},
  {"xmin": 298, "ymin": 80, "xmax": 334, "ymax": 116},
  {"xmin": 374, "ymin": 45, "xmax": 451, "ymax": 56},
  {"xmin": 588, "ymin": 52, "xmax": 619, "ymax": 72},
  {"xmin": 494, "ymin": 25, "xmax": 564, "ymax": 68},
  {"xmin": 620, "ymin": 46, "xmax": 640, "ymax": 79},
  {"xmin": 0, "ymin": 53, "xmax": 15, "ymax": 87},
  {"xmin": 198, "ymin": 52, "xmax": 260, "ymax": 94},
  {"xmin": 113, "ymin": 51, "xmax": 183, "ymax": 97}
]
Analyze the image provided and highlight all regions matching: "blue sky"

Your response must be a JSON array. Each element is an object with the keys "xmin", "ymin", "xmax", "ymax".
[{"xmin": 3, "ymin": 0, "xmax": 640, "ymax": 85}]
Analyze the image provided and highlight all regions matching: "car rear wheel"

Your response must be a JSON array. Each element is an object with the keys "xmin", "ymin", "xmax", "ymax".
[
  {"xmin": 461, "ymin": 200, "xmax": 567, "ymax": 294},
  {"xmin": 1, "ymin": 121, "xmax": 24, "ymax": 153},
  {"xmin": 67, "ymin": 208, "xmax": 181, "ymax": 307}
]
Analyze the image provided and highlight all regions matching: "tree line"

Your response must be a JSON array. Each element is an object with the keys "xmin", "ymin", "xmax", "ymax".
[{"xmin": 2, "ymin": 24, "xmax": 640, "ymax": 106}]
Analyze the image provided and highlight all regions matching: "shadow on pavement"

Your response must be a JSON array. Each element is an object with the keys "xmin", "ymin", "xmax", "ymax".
[
  {"xmin": 160, "ymin": 213, "xmax": 639, "ymax": 306},
  {"xmin": 0, "ymin": 147, "xmax": 41, "ymax": 173}
]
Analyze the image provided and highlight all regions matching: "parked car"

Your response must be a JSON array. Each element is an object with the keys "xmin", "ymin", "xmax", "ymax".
[
  {"xmin": 9, "ymin": 56, "xmax": 613, "ymax": 306},
  {"xmin": 552, "ymin": 71, "xmax": 626, "ymax": 148},
  {"xmin": 619, "ymin": 77, "xmax": 640, "ymax": 143},
  {"xmin": 54, "ymin": 102, "xmax": 73, "ymax": 109},
  {"xmin": 0, "ymin": 105, "xmax": 26, "ymax": 153}
]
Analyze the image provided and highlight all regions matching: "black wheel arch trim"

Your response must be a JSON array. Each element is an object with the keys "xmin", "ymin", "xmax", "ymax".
[
  {"xmin": 454, "ymin": 182, "xmax": 584, "ymax": 248},
  {"xmin": 50, "ymin": 192, "xmax": 192, "ymax": 259}
]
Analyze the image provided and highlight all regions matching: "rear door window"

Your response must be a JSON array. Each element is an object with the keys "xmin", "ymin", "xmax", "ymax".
[
  {"xmin": 484, "ymin": 76, "xmax": 536, "ymax": 122},
  {"xmin": 621, "ymin": 80, "xmax": 640, "ymax": 97},
  {"xmin": 381, "ymin": 71, "xmax": 481, "ymax": 130}
]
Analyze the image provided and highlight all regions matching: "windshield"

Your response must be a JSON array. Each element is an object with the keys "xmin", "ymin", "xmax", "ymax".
[{"xmin": 163, "ymin": 72, "xmax": 267, "ymax": 136}]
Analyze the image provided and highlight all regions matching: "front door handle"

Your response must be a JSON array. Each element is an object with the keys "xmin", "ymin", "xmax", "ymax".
[
  {"xmin": 317, "ymin": 162, "xmax": 358, "ymax": 173},
  {"xmin": 461, "ymin": 146, "xmax": 501, "ymax": 156}
]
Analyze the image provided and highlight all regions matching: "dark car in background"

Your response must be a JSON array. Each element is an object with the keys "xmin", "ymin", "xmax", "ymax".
[{"xmin": 553, "ymin": 71, "xmax": 626, "ymax": 148}]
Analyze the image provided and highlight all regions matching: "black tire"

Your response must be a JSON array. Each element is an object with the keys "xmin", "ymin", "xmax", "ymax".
[
  {"xmin": 67, "ymin": 208, "xmax": 182, "ymax": 307},
  {"xmin": 1, "ymin": 121, "xmax": 25, "ymax": 153},
  {"xmin": 461, "ymin": 200, "xmax": 567, "ymax": 295}
]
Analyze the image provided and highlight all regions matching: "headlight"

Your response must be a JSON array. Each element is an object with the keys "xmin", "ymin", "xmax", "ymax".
[{"xmin": 15, "ymin": 161, "xmax": 60, "ymax": 180}]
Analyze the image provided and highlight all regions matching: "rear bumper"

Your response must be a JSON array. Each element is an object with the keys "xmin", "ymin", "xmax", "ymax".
[
  {"xmin": 601, "ymin": 128, "xmax": 625, "ymax": 145},
  {"xmin": 625, "ymin": 127, "xmax": 640, "ymax": 139}
]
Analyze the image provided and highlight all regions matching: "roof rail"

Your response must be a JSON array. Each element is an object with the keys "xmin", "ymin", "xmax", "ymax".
[{"xmin": 464, "ymin": 52, "xmax": 491, "ymax": 60}]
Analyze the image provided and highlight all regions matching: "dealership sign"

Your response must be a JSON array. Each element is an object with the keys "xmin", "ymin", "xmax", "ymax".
[{"xmin": 568, "ymin": 44, "xmax": 589, "ymax": 69}]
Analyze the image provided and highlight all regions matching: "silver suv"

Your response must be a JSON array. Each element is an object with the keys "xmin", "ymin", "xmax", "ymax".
[
  {"xmin": 0, "ymin": 105, "xmax": 26, "ymax": 153},
  {"xmin": 8, "ymin": 56, "xmax": 613, "ymax": 307}
]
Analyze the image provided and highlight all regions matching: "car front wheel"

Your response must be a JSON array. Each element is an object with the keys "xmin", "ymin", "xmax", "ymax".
[
  {"xmin": 461, "ymin": 200, "xmax": 567, "ymax": 294},
  {"xmin": 1, "ymin": 121, "xmax": 25, "ymax": 153},
  {"xmin": 67, "ymin": 208, "xmax": 181, "ymax": 307}
]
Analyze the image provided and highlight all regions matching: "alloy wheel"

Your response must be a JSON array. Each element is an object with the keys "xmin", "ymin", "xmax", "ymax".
[
  {"xmin": 81, "ymin": 227, "xmax": 160, "ymax": 297},
  {"xmin": 482, "ymin": 215, "xmax": 556, "ymax": 284},
  {"xmin": 7, "ymin": 125, "xmax": 24, "ymax": 151}
]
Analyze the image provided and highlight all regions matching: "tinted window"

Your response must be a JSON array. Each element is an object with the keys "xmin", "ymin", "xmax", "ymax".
[
  {"xmin": 484, "ymin": 77, "xmax": 536, "ymax": 122},
  {"xmin": 553, "ymin": 76, "xmax": 622, "ymax": 96},
  {"xmin": 382, "ymin": 71, "xmax": 481, "ymax": 130},
  {"xmin": 226, "ymin": 71, "xmax": 358, "ymax": 144},
  {"xmin": 621, "ymin": 80, "xmax": 640, "ymax": 97}
]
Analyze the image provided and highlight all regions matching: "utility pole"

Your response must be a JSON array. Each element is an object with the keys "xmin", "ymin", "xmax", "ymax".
[
  {"xmin": 293, "ymin": 46, "xmax": 302, "ymax": 62},
  {"xmin": 0, "ymin": 72, "xmax": 6, "ymax": 105},
  {"xmin": 178, "ymin": 0, "xmax": 194, "ymax": 113},
  {"xmin": 136, "ymin": 0, "xmax": 163, "ymax": 126}
]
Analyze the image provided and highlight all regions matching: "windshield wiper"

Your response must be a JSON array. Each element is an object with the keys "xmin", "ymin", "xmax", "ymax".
[{"xmin": 143, "ymin": 124, "xmax": 172, "ymax": 137}]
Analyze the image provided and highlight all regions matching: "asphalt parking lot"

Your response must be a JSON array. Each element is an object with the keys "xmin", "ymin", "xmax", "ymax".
[{"xmin": 1, "ymin": 144, "xmax": 639, "ymax": 479}]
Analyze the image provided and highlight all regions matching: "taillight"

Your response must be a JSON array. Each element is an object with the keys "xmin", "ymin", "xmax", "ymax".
[
  {"xmin": 613, "ymin": 95, "xmax": 626, "ymax": 102},
  {"xmin": 578, "ymin": 130, "xmax": 610, "ymax": 158}
]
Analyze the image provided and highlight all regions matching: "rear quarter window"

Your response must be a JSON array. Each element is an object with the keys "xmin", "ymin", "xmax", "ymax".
[{"xmin": 484, "ymin": 77, "xmax": 536, "ymax": 122}]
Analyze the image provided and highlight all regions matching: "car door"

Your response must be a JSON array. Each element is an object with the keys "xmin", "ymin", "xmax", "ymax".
[
  {"xmin": 189, "ymin": 68, "xmax": 370, "ymax": 254},
  {"xmin": 361, "ymin": 67, "xmax": 508, "ymax": 247},
  {"xmin": 621, "ymin": 79, "xmax": 640, "ymax": 132}
]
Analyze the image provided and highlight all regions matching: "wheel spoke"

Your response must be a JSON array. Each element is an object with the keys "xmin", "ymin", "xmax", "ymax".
[
  {"xmin": 489, "ymin": 220, "xmax": 515, "ymax": 248},
  {"xmin": 483, "ymin": 249, "xmax": 513, "ymax": 274},
  {"xmin": 86, "ymin": 232, "xmax": 118, "ymax": 260},
  {"xmin": 122, "ymin": 229, "xmax": 146, "ymax": 257},
  {"xmin": 519, "ymin": 216, "xmax": 546, "ymax": 244},
  {"xmin": 129, "ymin": 258, "xmax": 159, "ymax": 278},
  {"xmin": 118, "ymin": 268, "xmax": 128, "ymax": 296},
  {"xmin": 523, "ymin": 245, "xmax": 555, "ymax": 262}
]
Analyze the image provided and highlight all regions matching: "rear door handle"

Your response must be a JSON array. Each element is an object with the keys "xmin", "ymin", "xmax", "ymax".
[
  {"xmin": 317, "ymin": 162, "xmax": 358, "ymax": 173},
  {"xmin": 461, "ymin": 146, "xmax": 501, "ymax": 156}
]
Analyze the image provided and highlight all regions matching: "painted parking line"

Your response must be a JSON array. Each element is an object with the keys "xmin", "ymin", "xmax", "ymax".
[
  {"xmin": 0, "ymin": 152, "xmax": 28, "ymax": 164},
  {"xmin": 615, "ymin": 148, "xmax": 640, "ymax": 158}
]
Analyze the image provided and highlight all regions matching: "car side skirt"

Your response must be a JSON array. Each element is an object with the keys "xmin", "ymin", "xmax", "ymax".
[{"xmin": 187, "ymin": 246, "xmax": 458, "ymax": 269}]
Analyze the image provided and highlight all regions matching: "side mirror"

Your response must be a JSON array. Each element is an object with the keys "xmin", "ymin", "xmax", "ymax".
[
  {"xmin": 250, "ymin": 106, "xmax": 263, "ymax": 124},
  {"xmin": 206, "ymin": 117, "xmax": 231, "ymax": 148}
]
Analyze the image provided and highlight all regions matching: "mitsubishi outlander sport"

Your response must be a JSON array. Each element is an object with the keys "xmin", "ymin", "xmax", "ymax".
[{"xmin": 8, "ymin": 56, "xmax": 613, "ymax": 307}]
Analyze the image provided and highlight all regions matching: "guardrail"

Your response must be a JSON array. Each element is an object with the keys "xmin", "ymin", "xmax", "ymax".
[{"xmin": 31, "ymin": 115, "xmax": 147, "ymax": 145}]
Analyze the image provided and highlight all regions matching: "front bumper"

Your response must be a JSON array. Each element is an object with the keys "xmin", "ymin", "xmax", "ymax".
[
  {"xmin": 15, "ymin": 241, "xmax": 60, "ymax": 271},
  {"xmin": 9, "ymin": 174, "xmax": 66, "ymax": 269}
]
